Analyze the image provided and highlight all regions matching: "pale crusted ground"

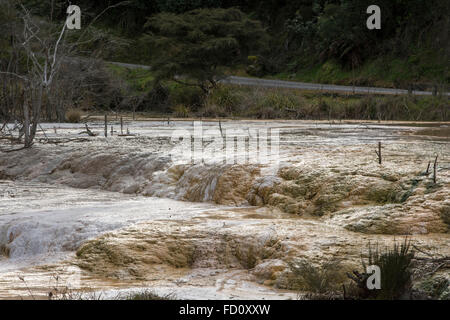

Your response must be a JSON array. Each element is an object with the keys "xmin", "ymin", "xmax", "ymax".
[{"xmin": 0, "ymin": 120, "xmax": 448, "ymax": 298}]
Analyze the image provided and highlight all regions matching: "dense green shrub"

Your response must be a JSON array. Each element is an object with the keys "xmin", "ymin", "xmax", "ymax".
[
  {"xmin": 172, "ymin": 104, "xmax": 190, "ymax": 117},
  {"xmin": 207, "ymin": 85, "xmax": 241, "ymax": 113},
  {"xmin": 170, "ymin": 84, "xmax": 205, "ymax": 110}
]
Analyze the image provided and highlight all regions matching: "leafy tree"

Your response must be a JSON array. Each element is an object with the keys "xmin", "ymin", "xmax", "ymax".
[
  {"xmin": 144, "ymin": 8, "xmax": 267, "ymax": 94},
  {"xmin": 284, "ymin": 0, "xmax": 449, "ymax": 68}
]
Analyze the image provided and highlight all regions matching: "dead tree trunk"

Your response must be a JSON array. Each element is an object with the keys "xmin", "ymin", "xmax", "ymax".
[
  {"xmin": 28, "ymin": 84, "xmax": 44, "ymax": 146},
  {"xmin": 22, "ymin": 100, "xmax": 30, "ymax": 147}
]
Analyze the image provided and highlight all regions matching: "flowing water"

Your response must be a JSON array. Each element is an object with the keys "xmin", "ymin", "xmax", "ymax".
[{"xmin": 0, "ymin": 120, "xmax": 448, "ymax": 299}]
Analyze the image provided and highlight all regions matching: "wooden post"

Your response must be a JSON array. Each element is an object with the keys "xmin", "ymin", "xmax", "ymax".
[
  {"xmin": 378, "ymin": 142, "xmax": 382, "ymax": 164},
  {"xmin": 375, "ymin": 142, "xmax": 382, "ymax": 164},
  {"xmin": 433, "ymin": 155, "xmax": 438, "ymax": 183},
  {"xmin": 111, "ymin": 126, "xmax": 113, "ymax": 136},
  {"xmin": 120, "ymin": 116, "xmax": 123, "ymax": 135},
  {"xmin": 426, "ymin": 161, "xmax": 431, "ymax": 175},
  {"xmin": 104, "ymin": 114, "xmax": 107, "ymax": 137}
]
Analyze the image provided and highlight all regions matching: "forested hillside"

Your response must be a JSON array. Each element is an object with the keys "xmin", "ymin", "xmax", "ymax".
[
  {"xmin": 40, "ymin": 0, "xmax": 448, "ymax": 87},
  {"xmin": 1, "ymin": 0, "xmax": 449, "ymax": 122}
]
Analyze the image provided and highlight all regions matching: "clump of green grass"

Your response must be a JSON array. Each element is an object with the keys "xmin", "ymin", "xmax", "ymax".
[
  {"xmin": 416, "ymin": 276, "xmax": 449, "ymax": 300},
  {"xmin": 122, "ymin": 289, "xmax": 175, "ymax": 300},
  {"xmin": 347, "ymin": 238, "xmax": 415, "ymax": 300},
  {"xmin": 169, "ymin": 84, "xmax": 205, "ymax": 109},
  {"xmin": 365, "ymin": 239, "xmax": 415, "ymax": 299},
  {"xmin": 172, "ymin": 104, "xmax": 190, "ymax": 118},
  {"xmin": 208, "ymin": 85, "xmax": 241, "ymax": 114},
  {"xmin": 288, "ymin": 258, "xmax": 344, "ymax": 296}
]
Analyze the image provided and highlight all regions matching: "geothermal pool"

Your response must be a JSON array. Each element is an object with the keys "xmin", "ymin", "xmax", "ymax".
[{"xmin": 0, "ymin": 120, "xmax": 448, "ymax": 299}]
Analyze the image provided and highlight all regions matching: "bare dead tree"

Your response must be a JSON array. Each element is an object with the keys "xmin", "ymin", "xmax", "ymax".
[
  {"xmin": 0, "ymin": 1, "xmax": 130, "ymax": 150},
  {"xmin": 0, "ymin": 4, "xmax": 71, "ymax": 148}
]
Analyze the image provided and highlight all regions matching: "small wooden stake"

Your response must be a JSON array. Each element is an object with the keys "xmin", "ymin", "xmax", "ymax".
[
  {"xmin": 120, "ymin": 116, "xmax": 123, "ymax": 135},
  {"xmin": 426, "ymin": 161, "xmax": 431, "ymax": 175},
  {"xmin": 375, "ymin": 142, "xmax": 382, "ymax": 164},
  {"xmin": 433, "ymin": 155, "xmax": 438, "ymax": 184},
  {"xmin": 111, "ymin": 126, "xmax": 113, "ymax": 136},
  {"xmin": 104, "ymin": 114, "xmax": 108, "ymax": 137},
  {"xmin": 219, "ymin": 119, "xmax": 223, "ymax": 138}
]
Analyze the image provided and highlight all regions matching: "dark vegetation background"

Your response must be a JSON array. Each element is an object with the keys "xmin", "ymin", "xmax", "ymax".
[{"xmin": 0, "ymin": 0, "xmax": 449, "ymax": 122}]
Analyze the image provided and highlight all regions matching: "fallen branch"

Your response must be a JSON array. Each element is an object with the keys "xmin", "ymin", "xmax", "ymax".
[
  {"xmin": 79, "ymin": 124, "xmax": 97, "ymax": 136},
  {"xmin": 412, "ymin": 244, "xmax": 443, "ymax": 259},
  {"xmin": 38, "ymin": 137, "xmax": 91, "ymax": 144},
  {"xmin": 0, "ymin": 144, "xmax": 32, "ymax": 153},
  {"xmin": 413, "ymin": 256, "xmax": 449, "ymax": 263},
  {"xmin": 424, "ymin": 263, "xmax": 446, "ymax": 277},
  {"xmin": 0, "ymin": 136, "xmax": 21, "ymax": 143}
]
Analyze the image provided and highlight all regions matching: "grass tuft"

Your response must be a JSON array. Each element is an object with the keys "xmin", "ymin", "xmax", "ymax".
[
  {"xmin": 288, "ymin": 258, "xmax": 343, "ymax": 295},
  {"xmin": 348, "ymin": 238, "xmax": 416, "ymax": 300},
  {"xmin": 121, "ymin": 289, "xmax": 175, "ymax": 300}
]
